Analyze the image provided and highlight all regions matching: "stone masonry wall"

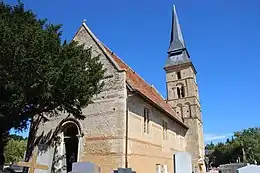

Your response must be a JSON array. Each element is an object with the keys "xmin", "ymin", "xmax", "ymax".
[
  {"xmin": 165, "ymin": 64, "xmax": 205, "ymax": 172},
  {"xmin": 30, "ymin": 24, "xmax": 127, "ymax": 173},
  {"xmin": 127, "ymin": 95, "xmax": 187, "ymax": 173}
]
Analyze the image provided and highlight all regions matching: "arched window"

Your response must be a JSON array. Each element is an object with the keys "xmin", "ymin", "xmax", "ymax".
[
  {"xmin": 176, "ymin": 84, "xmax": 185, "ymax": 98},
  {"xmin": 64, "ymin": 123, "xmax": 78, "ymax": 137},
  {"xmin": 181, "ymin": 85, "xmax": 185, "ymax": 98},
  {"xmin": 176, "ymin": 71, "xmax": 181, "ymax": 79}
]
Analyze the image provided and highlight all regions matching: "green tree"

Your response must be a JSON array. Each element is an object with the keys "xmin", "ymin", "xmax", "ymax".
[
  {"xmin": 205, "ymin": 127, "xmax": 260, "ymax": 167},
  {"xmin": 4, "ymin": 138, "xmax": 27, "ymax": 163},
  {"xmin": 234, "ymin": 127, "xmax": 260, "ymax": 163},
  {"xmin": 210, "ymin": 142, "xmax": 226, "ymax": 166},
  {"xmin": 0, "ymin": 1, "xmax": 105, "ymax": 168},
  {"xmin": 8, "ymin": 134, "xmax": 25, "ymax": 141},
  {"xmin": 205, "ymin": 141, "xmax": 215, "ymax": 150}
]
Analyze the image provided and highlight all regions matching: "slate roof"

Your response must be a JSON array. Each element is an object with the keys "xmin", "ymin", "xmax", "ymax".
[
  {"xmin": 102, "ymin": 45, "xmax": 187, "ymax": 128},
  {"xmin": 165, "ymin": 5, "xmax": 191, "ymax": 68},
  {"xmin": 168, "ymin": 5, "xmax": 185, "ymax": 52}
]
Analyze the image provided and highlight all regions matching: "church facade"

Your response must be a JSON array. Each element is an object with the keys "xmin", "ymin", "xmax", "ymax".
[{"xmin": 28, "ymin": 6, "xmax": 205, "ymax": 173}]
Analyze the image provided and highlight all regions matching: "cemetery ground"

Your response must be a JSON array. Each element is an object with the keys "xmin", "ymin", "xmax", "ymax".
[{"xmin": 2, "ymin": 127, "xmax": 260, "ymax": 173}]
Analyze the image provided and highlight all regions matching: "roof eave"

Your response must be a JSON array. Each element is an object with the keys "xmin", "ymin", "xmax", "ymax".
[
  {"xmin": 130, "ymin": 89, "xmax": 188, "ymax": 129},
  {"xmin": 164, "ymin": 61, "xmax": 197, "ymax": 74},
  {"xmin": 126, "ymin": 81, "xmax": 134, "ymax": 92}
]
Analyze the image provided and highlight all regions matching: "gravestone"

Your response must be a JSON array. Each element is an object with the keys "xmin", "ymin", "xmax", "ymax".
[
  {"xmin": 173, "ymin": 152, "xmax": 192, "ymax": 173},
  {"xmin": 35, "ymin": 144, "xmax": 55, "ymax": 173},
  {"xmin": 9, "ymin": 164, "xmax": 23, "ymax": 173},
  {"xmin": 72, "ymin": 162, "xmax": 100, "ymax": 173},
  {"xmin": 156, "ymin": 164, "xmax": 168, "ymax": 173},
  {"xmin": 162, "ymin": 165, "xmax": 168, "ymax": 173},
  {"xmin": 3, "ymin": 167, "xmax": 16, "ymax": 173},
  {"xmin": 3, "ymin": 164, "xmax": 23, "ymax": 173},
  {"xmin": 3, "ymin": 168, "xmax": 16, "ymax": 173},
  {"xmin": 113, "ymin": 168, "xmax": 136, "ymax": 173},
  {"xmin": 218, "ymin": 163, "xmax": 247, "ymax": 173},
  {"xmin": 156, "ymin": 164, "xmax": 162, "ymax": 173},
  {"xmin": 18, "ymin": 145, "xmax": 54, "ymax": 173},
  {"xmin": 236, "ymin": 165, "xmax": 260, "ymax": 173}
]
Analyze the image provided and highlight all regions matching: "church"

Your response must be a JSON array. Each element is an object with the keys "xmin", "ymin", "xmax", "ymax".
[{"xmin": 27, "ymin": 5, "xmax": 205, "ymax": 173}]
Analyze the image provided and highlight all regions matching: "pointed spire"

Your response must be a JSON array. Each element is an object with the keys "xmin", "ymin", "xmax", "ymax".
[
  {"xmin": 165, "ymin": 5, "xmax": 191, "ymax": 68},
  {"xmin": 168, "ymin": 5, "xmax": 185, "ymax": 53}
]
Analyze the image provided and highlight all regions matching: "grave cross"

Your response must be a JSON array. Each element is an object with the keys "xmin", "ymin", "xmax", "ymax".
[{"xmin": 18, "ymin": 146, "xmax": 49, "ymax": 173}]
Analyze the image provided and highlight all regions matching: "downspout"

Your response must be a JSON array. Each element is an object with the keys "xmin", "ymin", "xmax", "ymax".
[
  {"xmin": 124, "ymin": 82, "xmax": 135, "ymax": 168},
  {"xmin": 125, "ymin": 96, "xmax": 129, "ymax": 168}
]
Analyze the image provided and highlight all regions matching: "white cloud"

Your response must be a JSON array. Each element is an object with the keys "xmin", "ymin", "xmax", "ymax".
[{"xmin": 204, "ymin": 133, "xmax": 232, "ymax": 142}]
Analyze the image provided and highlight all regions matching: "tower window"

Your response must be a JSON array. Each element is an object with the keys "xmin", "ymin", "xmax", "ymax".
[
  {"xmin": 176, "ymin": 71, "xmax": 181, "ymax": 79},
  {"xmin": 181, "ymin": 85, "xmax": 185, "ymax": 98},
  {"xmin": 144, "ymin": 108, "xmax": 150, "ymax": 134},
  {"xmin": 177, "ymin": 85, "xmax": 185, "ymax": 98},
  {"xmin": 177, "ymin": 87, "xmax": 181, "ymax": 98}
]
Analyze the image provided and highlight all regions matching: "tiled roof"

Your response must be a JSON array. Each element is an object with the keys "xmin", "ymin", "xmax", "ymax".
[
  {"xmin": 102, "ymin": 45, "xmax": 187, "ymax": 128},
  {"xmin": 76, "ymin": 22, "xmax": 186, "ymax": 128}
]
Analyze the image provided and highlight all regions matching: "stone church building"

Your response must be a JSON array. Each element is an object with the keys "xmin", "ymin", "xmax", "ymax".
[{"xmin": 27, "ymin": 6, "xmax": 205, "ymax": 173}]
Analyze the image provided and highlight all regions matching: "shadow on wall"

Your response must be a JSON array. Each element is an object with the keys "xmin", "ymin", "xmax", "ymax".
[{"xmin": 24, "ymin": 115, "xmax": 79, "ymax": 173}]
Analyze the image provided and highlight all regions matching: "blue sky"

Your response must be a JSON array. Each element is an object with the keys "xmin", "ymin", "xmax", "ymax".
[{"xmin": 6, "ymin": 0, "xmax": 260, "ymax": 144}]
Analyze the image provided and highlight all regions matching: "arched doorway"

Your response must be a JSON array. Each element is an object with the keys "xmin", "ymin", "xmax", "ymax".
[{"xmin": 63, "ymin": 123, "xmax": 79, "ymax": 173}]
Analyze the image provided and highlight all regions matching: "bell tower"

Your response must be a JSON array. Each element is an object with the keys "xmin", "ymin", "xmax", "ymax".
[{"xmin": 164, "ymin": 5, "xmax": 205, "ymax": 172}]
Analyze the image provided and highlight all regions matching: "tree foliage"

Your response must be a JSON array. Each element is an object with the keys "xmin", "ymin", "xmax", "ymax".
[
  {"xmin": 205, "ymin": 127, "xmax": 260, "ymax": 167},
  {"xmin": 234, "ymin": 127, "xmax": 260, "ymax": 163},
  {"xmin": 8, "ymin": 134, "xmax": 26, "ymax": 141},
  {"xmin": 4, "ymin": 137, "xmax": 27, "ymax": 163},
  {"xmin": 0, "ymin": 1, "xmax": 105, "ymax": 166}
]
